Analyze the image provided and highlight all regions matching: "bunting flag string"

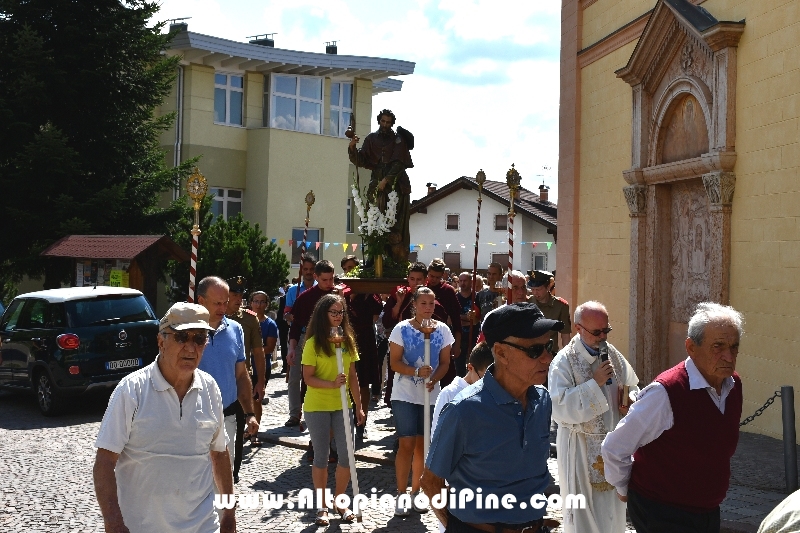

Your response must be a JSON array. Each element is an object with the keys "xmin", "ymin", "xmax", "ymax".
[{"xmin": 261, "ymin": 238, "xmax": 555, "ymax": 252}]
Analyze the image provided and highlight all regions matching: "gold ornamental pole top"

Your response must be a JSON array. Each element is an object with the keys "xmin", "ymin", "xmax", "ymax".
[
  {"xmin": 506, "ymin": 163, "xmax": 521, "ymax": 216},
  {"xmin": 305, "ymin": 190, "xmax": 316, "ymax": 222},
  {"xmin": 476, "ymin": 169, "xmax": 486, "ymax": 196},
  {"xmin": 186, "ymin": 167, "xmax": 208, "ymax": 232}
]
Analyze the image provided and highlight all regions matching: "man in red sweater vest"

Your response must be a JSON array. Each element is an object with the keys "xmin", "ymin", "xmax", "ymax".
[{"xmin": 601, "ymin": 302, "xmax": 744, "ymax": 533}]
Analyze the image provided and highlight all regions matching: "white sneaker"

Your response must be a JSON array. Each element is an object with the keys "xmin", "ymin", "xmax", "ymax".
[
  {"xmin": 411, "ymin": 491, "xmax": 429, "ymax": 513},
  {"xmin": 395, "ymin": 492, "xmax": 411, "ymax": 516}
]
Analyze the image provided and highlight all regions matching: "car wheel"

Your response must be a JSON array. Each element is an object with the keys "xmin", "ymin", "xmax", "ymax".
[{"xmin": 35, "ymin": 371, "xmax": 62, "ymax": 416}]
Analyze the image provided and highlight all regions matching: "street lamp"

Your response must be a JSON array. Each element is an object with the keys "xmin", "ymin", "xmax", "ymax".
[{"xmin": 186, "ymin": 167, "xmax": 208, "ymax": 303}]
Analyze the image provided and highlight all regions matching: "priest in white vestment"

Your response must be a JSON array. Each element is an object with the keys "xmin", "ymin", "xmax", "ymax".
[{"xmin": 548, "ymin": 301, "xmax": 639, "ymax": 533}]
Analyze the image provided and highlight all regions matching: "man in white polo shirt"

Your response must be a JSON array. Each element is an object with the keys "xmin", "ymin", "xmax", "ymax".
[{"xmin": 93, "ymin": 302, "xmax": 235, "ymax": 533}]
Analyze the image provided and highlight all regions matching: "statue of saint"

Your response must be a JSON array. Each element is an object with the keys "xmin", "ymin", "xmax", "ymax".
[{"xmin": 348, "ymin": 109, "xmax": 413, "ymax": 264}]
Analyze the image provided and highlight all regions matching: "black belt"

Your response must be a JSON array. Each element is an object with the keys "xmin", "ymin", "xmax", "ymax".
[{"xmin": 223, "ymin": 401, "xmax": 241, "ymax": 417}]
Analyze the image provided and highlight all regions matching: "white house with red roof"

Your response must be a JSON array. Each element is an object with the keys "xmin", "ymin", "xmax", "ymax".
[{"xmin": 408, "ymin": 177, "xmax": 557, "ymax": 275}]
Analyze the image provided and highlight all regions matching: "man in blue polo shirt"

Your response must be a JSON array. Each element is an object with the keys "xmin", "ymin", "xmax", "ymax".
[
  {"xmin": 197, "ymin": 276, "xmax": 259, "ymax": 484},
  {"xmin": 422, "ymin": 303, "xmax": 563, "ymax": 533}
]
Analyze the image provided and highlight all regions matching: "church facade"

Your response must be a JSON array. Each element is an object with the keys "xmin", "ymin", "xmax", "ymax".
[{"xmin": 558, "ymin": 0, "xmax": 800, "ymax": 439}]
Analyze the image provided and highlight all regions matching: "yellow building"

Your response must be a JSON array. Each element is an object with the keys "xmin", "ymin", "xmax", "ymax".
[
  {"xmin": 558, "ymin": 0, "xmax": 800, "ymax": 439},
  {"xmin": 160, "ymin": 24, "xmax": 414, "ymax": 271}
]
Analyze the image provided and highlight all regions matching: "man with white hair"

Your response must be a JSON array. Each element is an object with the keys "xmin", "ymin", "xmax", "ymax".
[
  {"xmin": 548, "ymin": 301, "xmax": 639, "ymax": 533},
  {"xmin": 602, "ymin": 302, "xmax": 744, "ymax": 533}
]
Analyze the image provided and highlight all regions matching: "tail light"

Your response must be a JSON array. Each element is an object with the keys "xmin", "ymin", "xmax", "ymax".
[
  {"xmin": 57, "ymin": 334, "xmax": 80, "ymax": 350},
  {"xmin": 68, "ymin": 366, "xmax": 80, "ymax": 375}
]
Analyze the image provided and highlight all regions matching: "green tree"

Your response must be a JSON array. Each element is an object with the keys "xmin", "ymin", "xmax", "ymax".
[
  {"xmin": 0, "ymin": 0, "xmax": 194, "ymax": 289},
  {"xmin": 166, "ymin": 206, "xmax": 290, "ymax": 302}
]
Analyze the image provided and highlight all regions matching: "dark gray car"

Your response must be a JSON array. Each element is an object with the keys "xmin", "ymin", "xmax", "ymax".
[{"xmin": 0, "ymin": 287, "xmax": 159, "ymax": 415}]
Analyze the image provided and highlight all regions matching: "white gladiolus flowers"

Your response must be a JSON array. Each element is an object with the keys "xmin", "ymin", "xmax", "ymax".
[{"xmin": 351, "ymin": 185, "xmax": 398, "ymax": 238}]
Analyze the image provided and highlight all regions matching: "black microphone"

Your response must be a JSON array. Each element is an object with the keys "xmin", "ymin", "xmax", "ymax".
[{"xmin": 599, "ymin": 340, "xmax": 612, "ymax": 385}]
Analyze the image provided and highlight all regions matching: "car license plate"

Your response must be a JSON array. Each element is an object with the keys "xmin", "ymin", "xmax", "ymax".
[{"xmin": 105, "ymin": 358, "xmax": 142, "ymax": 371}]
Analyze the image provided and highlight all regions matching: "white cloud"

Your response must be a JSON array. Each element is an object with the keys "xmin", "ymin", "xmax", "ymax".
[{"xmin": 156, "ymin": 0, "xmax": 561, "ymax": 200}]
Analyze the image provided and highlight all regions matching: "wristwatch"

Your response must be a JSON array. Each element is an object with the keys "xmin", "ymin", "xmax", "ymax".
[
  {"xmin": 414, "ymin": 367, "xmax": 420, "ymax": 377},
  {"xmin": 244, "ymin": 412, "xmax": 255, "ymax": 418}
]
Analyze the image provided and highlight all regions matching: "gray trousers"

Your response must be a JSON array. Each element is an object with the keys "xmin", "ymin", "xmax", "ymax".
[
  {"xmin": 305, "ymin": 410, "xmax": 354, "ymax": 469},
  {"xmin": 288, "ymin": 335, "xmax": 305, "ymax": 419}
]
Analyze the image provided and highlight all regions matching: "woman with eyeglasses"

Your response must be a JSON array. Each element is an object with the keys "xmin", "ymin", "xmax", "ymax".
[
  {"xmin": 388, "ymin": 286, "xmax": 454, "ymax": 516},
  {"xmin": 301, "ymin": 294, "xmax": 365, "ymax": 526}
]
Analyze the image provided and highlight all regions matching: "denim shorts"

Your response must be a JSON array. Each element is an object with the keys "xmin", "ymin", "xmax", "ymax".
[{"xmin": 392, "ymin": 400, "xmax": 435, "ymax": 438}]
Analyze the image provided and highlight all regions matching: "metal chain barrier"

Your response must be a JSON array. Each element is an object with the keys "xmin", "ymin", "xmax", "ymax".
[{"xmin": 740, "ymin": 389, "xmax": 782, "ymax": 427}]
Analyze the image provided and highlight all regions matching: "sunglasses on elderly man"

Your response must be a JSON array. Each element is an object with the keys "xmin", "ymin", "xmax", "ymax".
[
  {"xmin": 578, "ymin": 324, "xmax": 613, "ymax": 337},
  {"xmin": 162, "ymin": 330, "xmax": 210, "ymax": 346},
  {"xmin": 495, "ymin": 339, "xmax": 555, "ymax": 359}
]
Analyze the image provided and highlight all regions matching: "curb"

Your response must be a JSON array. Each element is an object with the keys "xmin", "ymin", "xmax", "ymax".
[{"xmin": 721, "ymin": 520, "xmax": 759, "ymax": 533}]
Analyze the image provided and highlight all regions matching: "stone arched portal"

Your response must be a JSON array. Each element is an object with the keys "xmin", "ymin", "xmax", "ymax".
[{"xmin": 616, "ymin": 0, "xmax": 744, "ymax": 382}]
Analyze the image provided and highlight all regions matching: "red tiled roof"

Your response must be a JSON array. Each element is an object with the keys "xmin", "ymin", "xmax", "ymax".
[{"xmin": 41, "ymin": 235, "xmax": 188, "ymax": 261}]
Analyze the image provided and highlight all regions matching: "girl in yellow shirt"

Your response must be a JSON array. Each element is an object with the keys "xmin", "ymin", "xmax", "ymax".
[{"xmin": 301, "ymin": 294, "xmax": 365, "ymax": 525}]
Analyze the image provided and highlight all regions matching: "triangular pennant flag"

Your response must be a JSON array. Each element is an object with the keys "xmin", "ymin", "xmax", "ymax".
[
  {"xmin": 432, "ymin": 243, "xmax": 438, "ymax": 247},
  {"xmin": 271, "ymin": 238, "xmax": 276, "ymax": 244},
  {"xmin": 532, "ymin": 242, "xmax": 537, "ymax": 248},
  {"xmin": 279, "ymin": 239, "xmax": 285, "ymax": 246},
  {"xmin": 409, "ymin": 245, "xmax": 414, "ymax": 251},
  {"xmin": 306, "ymin": 241, "xmax": 312, "ymax": 249},
  {"xmin": 521, "ymin": 241, "xmax": 526, "ymax": 245},
  {"xmin": 297, "ymin": 241, "xmax": 303, "ymax": 248},
  {"xmin": 342, "ymin": 243, "xmax": 348, "ymax": 252},
  {"xmin": 288, "ymin": 239, "xmax": 293, "ymax": 246},
  {"xmin": 547, "ymin": 242, "xmax": 552, "ymax": 250},
  {"xmin": 446, "ymin": 244, "xmax": 451, "ymax": 249},
  {"xmin": 419, "ymin": 244, "xmax": 424, "ymax": 250},
  {"xmin": 324, "ymin": 243, "xmax": 330, "ymax": 250},
  {"xmin": 315, "ymin": 242, "xmax": 321, "ymax": 250},
  {"xmin": 460, "ymin": 244, "xmax": 465, "ymax": 248},
  {"xmin": 351, "ymin": 243, "xmax": 358, "ymax": 251}
]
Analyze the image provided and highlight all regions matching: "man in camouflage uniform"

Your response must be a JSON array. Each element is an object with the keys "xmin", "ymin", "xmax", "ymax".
[{"xmin": 528, "ymin": 270, "xmax": 572, "ymax": 351}]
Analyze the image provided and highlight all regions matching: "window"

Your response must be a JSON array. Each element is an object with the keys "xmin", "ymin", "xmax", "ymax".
[
  {"xmin": 446, "ymin": 214, "xmax": 460, "ymax": 230},
  {"xmin": 494, "ymin": 214, "xmax": 508, "ymax": 231},
  {"xmin": 210, "ymin": 188, "xmax": 243, "ymax": 223},
  {"xmin": 346, "ymin": 197, "xmax": 354, "ymax": 233},
  {"xmin": 330, "ymin": 82, "xmax": 353, "ymax": 137},
  {"xmin": 491, "ymin": 253, "xmax": 509, "ymax": 269},
  {"xmin": 214, "ymin": 73, "xmax": 244, "ymax": 126},
  {"xmin": 291, "ymin": 228, "xmax": 322, "ymax": 266},
  {"xmin": 532, "ymin": 253, "xmax": 548, "ymax": 271},
  {"xmin": 269, "ymin": 74, "xmax": 323, "ymax": 134},
  {"xmin": 443, "ymin": 252, "xmax": 461, "ymax": 271}
]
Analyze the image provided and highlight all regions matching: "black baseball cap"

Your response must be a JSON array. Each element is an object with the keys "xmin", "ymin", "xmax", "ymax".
[{"xmin": 482, "ymin": 302, "xmax": 563, "ymax": 346}]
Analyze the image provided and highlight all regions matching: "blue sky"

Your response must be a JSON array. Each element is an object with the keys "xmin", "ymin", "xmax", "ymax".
[{"xmin": 156, "ymin": 0, "xmax": 562, "ymax": 201}]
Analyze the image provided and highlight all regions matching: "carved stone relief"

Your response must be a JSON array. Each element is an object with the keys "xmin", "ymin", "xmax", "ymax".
[
  {"xmin": 615, "ymin": 0, "xmax": 743, "ymax": 381},
  {"xmin": 660, "ymin": 94, "xmax": 710, "ymax": 164},
  {"xmin": 670, "ymin": 180, "xmax": 710, "ymax": 323}
]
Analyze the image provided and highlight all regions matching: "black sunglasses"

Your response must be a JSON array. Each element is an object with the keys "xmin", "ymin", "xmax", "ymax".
[
  {"xmin": 496, "ymin": 339, "xmax": 555, "ymax": 359},
  {"xmin": 163, "ymin": 330, "xmax": 210, "ymax": 346},
  {"xmin": 578, "ymin": 324, "xmax": 612, "ymax": 337}
]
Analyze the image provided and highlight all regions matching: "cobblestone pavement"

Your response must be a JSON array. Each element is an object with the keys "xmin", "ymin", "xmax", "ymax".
[{"xmin": 0, "ymin": 361, "xmax": 792, "ymax": 533}]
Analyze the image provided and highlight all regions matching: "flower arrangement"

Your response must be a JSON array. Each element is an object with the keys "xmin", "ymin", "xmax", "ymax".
[{"xmin": 350, "ymin": 180, "xmax": 405, "ymax": 277}]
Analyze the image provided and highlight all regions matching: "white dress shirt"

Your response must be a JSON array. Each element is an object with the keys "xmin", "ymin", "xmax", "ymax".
[{"xmin": 601, "ymin": 357, "xmax": 736, "ymax": 496}]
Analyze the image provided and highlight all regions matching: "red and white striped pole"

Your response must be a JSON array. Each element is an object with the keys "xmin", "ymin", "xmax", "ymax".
[
  {"xmin": 506, "ymin": 164, "xmax": 521, "ymax": 302},
  {"xmin": 188, "ymin": 227, "xmax": 200, "ymax": 303},
  {"xmin": 469, "ymin": 170, "xmax": 486, "ymax": 345},
  {"xmin": 186, "ymin": 167, "xmax": 208, "ymax": 303}
]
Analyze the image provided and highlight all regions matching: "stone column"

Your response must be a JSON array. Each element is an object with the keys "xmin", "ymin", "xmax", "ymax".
[
  {"xmin": 703, "ymin": 171, "xmax": 735, "ymax": 304},
  {"xmin": 624, "ymin": 184, "xmax": 647, "ymax": 378},
  {"xmin": 642, "ymin": 184, "xmax": 672, "ymax": 383}
]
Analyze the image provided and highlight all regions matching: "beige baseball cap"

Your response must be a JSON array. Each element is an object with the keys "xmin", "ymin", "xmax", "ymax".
[{"xmin": 159, "ymin": 302, "xmax": 215, "ymax": 332}]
